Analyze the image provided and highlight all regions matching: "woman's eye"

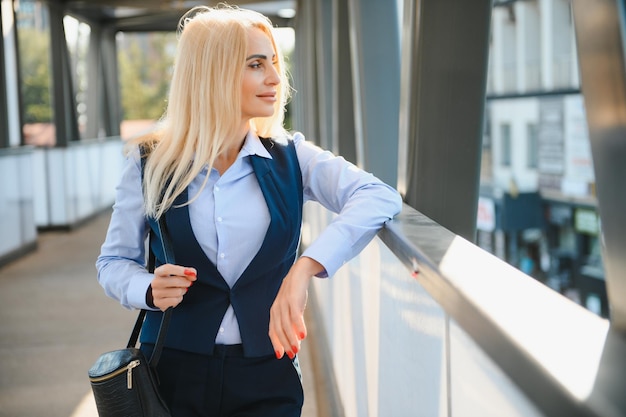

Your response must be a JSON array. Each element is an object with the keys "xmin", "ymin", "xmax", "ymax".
[{"xmin": 249, "ymin": 62, "xmax": 262, "ymax": 69}]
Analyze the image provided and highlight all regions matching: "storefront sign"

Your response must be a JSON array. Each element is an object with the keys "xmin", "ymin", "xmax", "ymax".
[
  {"xmin": 477, "ymin": 197, "xmax": 496, "ymax": 232},
  {"xmin": 538, "ymin": 98, "xmax": 565, "ymax": 175},
  {"xmin": 549, "ymin": 204, "xmax": 571, "ymax": 225},
  {"xmin": 564, "ymin": 95, "xmax": 594, "ymax": 183},
  {"xmin": 575, "ymin": 209, "xmax": 599, "ymax": 235}
]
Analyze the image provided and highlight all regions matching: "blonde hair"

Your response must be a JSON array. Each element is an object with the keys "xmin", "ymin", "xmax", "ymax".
[{"xmin": 132, "ymin": 4, "xmax": 291, "ymax": 219}]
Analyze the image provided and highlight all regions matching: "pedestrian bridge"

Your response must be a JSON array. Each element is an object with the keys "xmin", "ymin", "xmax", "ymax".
[{"xmin": 1, "ymin": 1, "xmax": 626, "ymax": 416}]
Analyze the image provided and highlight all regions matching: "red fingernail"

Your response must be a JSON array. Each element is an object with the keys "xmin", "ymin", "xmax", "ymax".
[
  {"xmin": 275, "ymin": 351, "xmax": 282, "ymax": 359},
  {"xmin": 184, "ymin": 268, "xmax": 196, "ymax": 276},
  {"xmin": 287, "ymin": 351, "xmax": 295, "ymax": 359},
  {"xmin": 299, "ymin": 332, "xmax": 305, "ymax": 340},
  {"xmin": 291, "ymin": 345, "xmax": 298, "ymax": 354}
]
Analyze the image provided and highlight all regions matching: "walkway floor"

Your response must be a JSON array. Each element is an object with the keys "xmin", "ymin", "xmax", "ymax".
[{"xmin": 0, "ymin": 210, "xmax": 318, "ymax": 417}]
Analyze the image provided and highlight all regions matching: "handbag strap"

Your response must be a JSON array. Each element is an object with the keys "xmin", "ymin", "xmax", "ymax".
[
  {"xmin": 127, "ymin": 309, "xmax": 147, "ymax": 349},
  {"xmin": 126, "ymin": 215, "xmax": 175, "ymax": 369}
]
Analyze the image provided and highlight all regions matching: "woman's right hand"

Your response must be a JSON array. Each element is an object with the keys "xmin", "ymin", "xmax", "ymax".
[{"xmin": 149, "ymin": 264, "xmax": 197, "ymax": 311}]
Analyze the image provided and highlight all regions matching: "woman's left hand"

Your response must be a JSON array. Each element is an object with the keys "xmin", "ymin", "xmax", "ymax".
[{"xmin": 269, "ymin": 256, "xmax": 323, "ymax": 360}]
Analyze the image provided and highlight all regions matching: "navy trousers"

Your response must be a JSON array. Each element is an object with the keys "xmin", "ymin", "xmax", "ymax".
[{"xmin": 141, "ymin": 344, "xmax": 304, "ymax": 417}]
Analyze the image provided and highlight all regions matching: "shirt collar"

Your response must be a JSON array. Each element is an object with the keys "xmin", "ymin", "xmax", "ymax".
[{"xmin": 240, "ymin": 130, "xmax": 272, "ymax": 160}]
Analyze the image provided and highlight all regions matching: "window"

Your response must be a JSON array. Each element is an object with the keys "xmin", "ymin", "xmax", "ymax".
[
  {"xmin": 527, "ymin": 123, "xmax": 538, "ymax": 168},
  {"xmin": 16, "ymin": 0, "xmax": 54, "ymax": 146},
  {"xmin": 501, "ymin": 10, "xmax": 517, "ymax": 93},
  {"xmin": 552, "ymin": 0, "xmax": 573, "ymax": 88},
  {"xmin": 116, "ymin": 31, "xmax": 177, "ymax": 139},
  {"xmin": 524, "ymin": 2, "xmax": 541, "ymax": 91},
  {"xmin": 501, "ymin": 123, "xmax": 512, "ymax": 167},
  {"xmin": 64, "ymin": 15, "xmax": 90, "ymax": 139}
]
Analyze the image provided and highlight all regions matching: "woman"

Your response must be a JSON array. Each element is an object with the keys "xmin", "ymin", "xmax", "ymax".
[{"xmin": 97, "ymin": 4, "xmax": 402, "ymax": 416}]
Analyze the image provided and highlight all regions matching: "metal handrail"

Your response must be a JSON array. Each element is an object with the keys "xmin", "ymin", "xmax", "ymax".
[{"xmin": 378, "ymin": 203, "xmax": 625, "ymax": 417}]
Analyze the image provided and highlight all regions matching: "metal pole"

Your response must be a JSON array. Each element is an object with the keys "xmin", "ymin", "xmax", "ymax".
[
  {"xmin": 572, "ymin": 0, "xmax": 626, "ymax": 330},
  {"xmin": 398, "ymin": 0, "xmax": 492, "ymax": 241}
]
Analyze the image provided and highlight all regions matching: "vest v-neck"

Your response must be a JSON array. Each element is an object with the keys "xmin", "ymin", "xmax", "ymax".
[
  {"xmin": 143, "ymin": 138, "xmax": 304, "ymax": 357},
  {"xmin": 166, "ymin": 151, "xmax": 292, "ymax": 290}
]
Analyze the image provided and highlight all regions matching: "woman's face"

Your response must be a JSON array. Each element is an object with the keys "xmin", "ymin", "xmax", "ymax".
[{"xmin": 241, "ymin": 28, "xmax": 280, "ymax": 121}]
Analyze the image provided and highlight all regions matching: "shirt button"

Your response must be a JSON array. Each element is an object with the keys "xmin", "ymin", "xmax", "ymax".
[
  {"xmin": 220, "ymin": 253, "xmax": 225, "ymax": 259},
  {"xmin": 217, "ymin": 217, "xmax": 223, "ymax": 222},
  {"xmin": 219, "ymin": 327, "xmax": 225, "ymax": 333},
  {"xmin": 215, "ymin": 186, "xmax": 220, "ymax": 192}
]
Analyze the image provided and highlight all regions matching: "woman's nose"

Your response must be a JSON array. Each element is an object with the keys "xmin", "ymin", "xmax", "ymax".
[{"xmin": 267, "ymin": 65, "xmax": 280, "ymax": 85}]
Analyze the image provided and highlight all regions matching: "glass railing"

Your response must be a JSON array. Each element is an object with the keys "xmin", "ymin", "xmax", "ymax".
[
  {"xmin": 1, "ymin": 137, "xmax": 123, "ymax": 263},
  {"xmin": 33, "ymin": 137, "xmax": 124, "ymax": 228},
  {"xmin": 303, "ymin": 202, "xmax": 623, "ymax": 417},
  {"xmin": 0, "ymin": 146, "xmax": 37, "ymax": 265}
]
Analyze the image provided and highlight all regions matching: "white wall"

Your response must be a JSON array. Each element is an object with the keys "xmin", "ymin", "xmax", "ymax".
[
  {"xmin": 491, "ymin": 98, "xmax": 540, "ymax": 192},
  {"xmin": 489, "ymin": 94, "xmax": 593, "ymax": 198}
]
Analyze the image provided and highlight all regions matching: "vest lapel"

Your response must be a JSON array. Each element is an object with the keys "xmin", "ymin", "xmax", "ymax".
[
  {"xmin": 150, "ymin": 138, "xmax": 302, "ymax": 292},
  {"xmin": 234, "ymin": 140, "xmax": 303, "ymax": 290}
]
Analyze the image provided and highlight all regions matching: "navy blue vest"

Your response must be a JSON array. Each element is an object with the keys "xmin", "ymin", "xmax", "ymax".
[{"xmin": 140, "ymin": 138, "xmax": 303, "ymax": 357}]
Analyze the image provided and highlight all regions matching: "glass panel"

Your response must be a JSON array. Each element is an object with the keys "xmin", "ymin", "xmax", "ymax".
[
  {"xmin": 0, "ymin": 150, "xmax": 37, "ymax": 258},
  {"xmin": 116, "ymin": 31, "xmax": 177, "ymax": 140},
  {"xmin": 0, "ymin": 153, "xmax": 24, "ymax": 254},
  {"xmin": 63, "ymin": 15, "xmax": 90, "ymax": 139},
  {"xmin": 16, "ymin": 0, "xmax": 55, "ymax": 146},
  {"xmin": 481, "ymin": 0, "xmax": 605, "ymax": 318}
]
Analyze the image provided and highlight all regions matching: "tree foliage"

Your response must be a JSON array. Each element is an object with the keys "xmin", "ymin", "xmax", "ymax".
[
  {"xmin": 17, "ymin": 28, "xmax": 288, "ymax": 128},
  {"xmin": 19, "ymin": 28, "xmax": 53, "ymax": 123},
  {"xmin": 118, "ymin": 32, "xmax": 176, "ymax": 121}
]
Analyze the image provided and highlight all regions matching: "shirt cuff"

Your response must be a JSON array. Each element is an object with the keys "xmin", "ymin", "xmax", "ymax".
[
  {"xmin": 301, "ymin": 227, "xmax": 354, "ymax": 278},
  {"xmin": 127, "ymin": 271, "xmax": 158, "ymax": 310}
]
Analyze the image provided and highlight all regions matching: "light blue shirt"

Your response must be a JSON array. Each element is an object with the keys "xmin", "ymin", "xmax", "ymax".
[{"xmin": 96, "ymin": 131, "xmax": 402, "ymax": 344}]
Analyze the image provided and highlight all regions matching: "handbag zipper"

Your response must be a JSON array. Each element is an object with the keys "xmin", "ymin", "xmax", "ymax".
[
  {"xmin": 126, "ymin": 360, "xmax": 140, "ymax": 389},
  {"xmin": 89, "ymin": 359, "xmax": 141, "ymax": 390}
]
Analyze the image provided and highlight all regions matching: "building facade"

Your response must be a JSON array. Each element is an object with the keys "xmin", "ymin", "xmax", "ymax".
[{"xmin": 480, "ymin": 0, "xmax": 606, "ymax": 316}]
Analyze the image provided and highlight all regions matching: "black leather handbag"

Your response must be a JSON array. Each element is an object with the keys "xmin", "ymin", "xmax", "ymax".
[{"xmin": 88, "ymin": 219, "xmax": 173, "ymax": 417}]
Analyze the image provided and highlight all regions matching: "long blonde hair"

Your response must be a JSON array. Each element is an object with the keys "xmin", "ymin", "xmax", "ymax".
[{"xmin": 132, "ymin": 4, "xmax": 291, "ymax": 219}]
